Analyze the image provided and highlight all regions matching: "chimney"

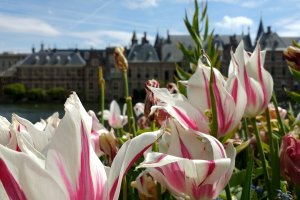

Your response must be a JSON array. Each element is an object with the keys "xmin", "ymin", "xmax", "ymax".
[
  {"xmin": 32, "ymin": 47, "xmax": 35, "ymax": 53},
  {"xmin": 267, "ymin": 26, "xmax": 271, "ymax": 34}
]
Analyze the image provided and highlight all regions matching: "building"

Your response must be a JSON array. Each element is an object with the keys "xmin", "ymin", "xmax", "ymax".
[
  {"xmin": 0, "ymin": 52, "xmax": 28, "ymax": 73},
  {"xmin": 0, "ymin": 19, "xmax": 298, "ymax": 103}
]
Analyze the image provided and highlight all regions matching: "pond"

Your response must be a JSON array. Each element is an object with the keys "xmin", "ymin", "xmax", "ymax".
[{"xmin": 0, "ymin": 103, "xmax": 101, "ymax": 123}]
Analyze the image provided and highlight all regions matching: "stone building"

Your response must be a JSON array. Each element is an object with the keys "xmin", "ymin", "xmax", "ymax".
[
  {"xmin": 0, "ymin": 52, "xmax": 27, "ymax": 73},
  {"xmin": 0, "ymin": 19, "xmax": 298, "ymax": 103}
]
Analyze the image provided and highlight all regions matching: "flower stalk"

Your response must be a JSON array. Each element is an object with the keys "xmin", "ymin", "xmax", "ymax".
[
  {"xmin": 265, "ymin": 107, "xmax": 280, "ymax": 199},
  {"xmin": 251, "ymin": 117, "xmax": 271, "ymax": 199},
  {"xmin": 271, "ymin": 93, "xmax": 286, "ymax": 135}
]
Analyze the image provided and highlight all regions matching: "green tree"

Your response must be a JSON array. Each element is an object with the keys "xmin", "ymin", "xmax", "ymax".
[
  {"xmin": 47, "ymin": 87, "xmax": 67, "ymax": 102},
  {"xmin": 27, "ymin": 88, "xmax": 46, "ymax": 102},
  {"xmin": 3, "ymin": 83, "xmax": 26, "ymax": 101}
]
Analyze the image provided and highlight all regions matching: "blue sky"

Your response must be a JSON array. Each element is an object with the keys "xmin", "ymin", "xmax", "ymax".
[{"xmin": 0, "ymin": 0, "xmax": 299, "ymax": 53}]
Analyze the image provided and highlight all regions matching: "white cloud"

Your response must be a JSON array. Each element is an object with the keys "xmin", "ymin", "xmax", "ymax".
[
  {"xmin": 0, "ymin": 14, "xmax": 60, "ymax": 36},
  {"xmin": 68, "ymin": 30, "xmax": 155, "ymax": 48},
  {"xmin": 123, "ymin": 0, "xmax": 158, "ymax": 9},
  {"xmin": 216, "ymin": 15, "xmax": 253, "ymax": 29}
]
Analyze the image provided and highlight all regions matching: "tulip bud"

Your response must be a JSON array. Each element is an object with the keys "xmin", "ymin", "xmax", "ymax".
[
  {"xmin": 114, "ymin": 46, "xmax": 128, "ymax": 72},
  {"xmin": 283, "ymin": 46, "xmax": 300, "ymax": 71},
  {"xmin": 280, "ymin": 129, "xmax": 300, "ymax": 186}
]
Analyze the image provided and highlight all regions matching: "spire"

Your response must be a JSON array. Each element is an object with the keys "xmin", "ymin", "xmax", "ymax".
[
  {"xmin": 255, "ymin": 17, "xmax": 264, "ymax": 43},
  {"xmin": 154, "ymin": 30, "xmax": 160, "ymax": 47},
  {"xmin": 131, "ymin": 30, "xmax": 138, "ymax": 46},
  {"xmin": 166, "ymin": 29, "xmax": 171, "ymax": 43}
]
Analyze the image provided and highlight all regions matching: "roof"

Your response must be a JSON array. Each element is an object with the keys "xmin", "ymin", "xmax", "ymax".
[
  {"xmin": 127, "ymin": 43, "xmax": 159, "ymax": 62},
  {"xmin": 19, "ymin": 50, "xmax": 86, "ymax": 67}
]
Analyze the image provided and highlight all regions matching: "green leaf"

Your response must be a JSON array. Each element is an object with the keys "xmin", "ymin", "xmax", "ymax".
[
  {"xmin": 285, "ymin": 88, "xmax": 300, "ymax": 103},
  {"xmin": 203, "ymin": 16, "xmax": 209, "ymax": 40},
  {"xmin": 292, "ymin": 40, "xmax": 300, "ymax": 48},
  {"xmin": 288, "ymin": 66, "xmax": 300, "ymax": 82},
  {"xmin": 177, "ymin": 81, "xmax": 187, "ymax": 96},
  {"xmin": 241, "ymin": 151, "xmax": 254, "ymax": 200},
  {"xmin": 175, "ymin": 64, "xmax": 192, "ymax": 80},
  {"xmin": 229, "ymin": 169, "xmax": 246, "ymax": 187},
  {"xmin": 177, "ymin": 42, "xmax": 196, "ymax": 64},
  {"xmin": 236, "ymin": 140, "xmax": 251, "ymax": 154},
  {"xmin": 192, "ymin": 0, "xmax": 199, "ymax": 36}
]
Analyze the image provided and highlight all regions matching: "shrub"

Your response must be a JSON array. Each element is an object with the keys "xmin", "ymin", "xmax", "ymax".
[
  {"xmin": 3, "ymin": 83, "xmax": 26, "ymax": 101},
  {"xmin": 47, "ymin": 87, "xmax": 67, "ymax": 101},
  {"xmin": 27, "ymin": 88, "xmax": 46, "ymax": 101}
]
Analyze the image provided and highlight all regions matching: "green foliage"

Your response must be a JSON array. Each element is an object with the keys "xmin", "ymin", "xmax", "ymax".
[
  {"xmin": 177, "ymin": 0, "xmax": 221, "ymax": 82},
  {"xmin": 27, "ymin": 88, "xmax": 46, "ymax": 101},
  {"xmin": 3, "ymin": 82, "xmax": 26, "ymax": 101},
  {"xmin": 47, "ymin": 87, "xmax": 67, "ymax": 102}
]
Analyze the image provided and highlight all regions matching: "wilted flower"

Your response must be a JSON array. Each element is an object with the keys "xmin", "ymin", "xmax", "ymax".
[
  {"xmin": 166, "ymin": 82, "xmax": 179, "ymax": 94},
  {"xmin": 103, "ymin": 100, "xmax": 128, "ymax": 129},
  {"xmin": 88, "ymin": 110, "xmax": 118, "ymax": 161},
  {"xmin": 283, "ymin": 45, "xmax": 300, "ymax": 71},
  {"xmin": 131, "ymin": 172, "xmax": 161, "ymax": 200},
  {"xmin": 280, "ymin": 128, "xmax": 300, "ymax": 186},
  {"xmin": 134, "ymin": 102, "xmax": 145, "ymax": 118},
  {"xmin": 114, "ymin": 46, "xmax": 128, "ymax": 71},
  {"xmin": 144, "ymin": 79, "xmax": 160, "ymax": 119},
  {"xmin": 230, "ymin": 41, "xmax": 273, "ymax": 117}
]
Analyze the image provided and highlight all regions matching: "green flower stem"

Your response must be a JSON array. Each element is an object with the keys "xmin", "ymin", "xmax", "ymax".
[
  {"xmin": 271, "ymin": 93, "xmax": 286, "ymax": 135},
  {"xmin": 122, "ymin": 71, "xmax": 129, "ymax": 97},
  {"xmin": 225, "ymin": 184, "xmax": 232, "ymax": 200},
  {"xmin": 242, "ymin": 118, "xmax": 249, "ymax": 141},
  {"xmin": 99, "ymin": 67, "xmax": 105, "ymax": 124},
  {"xmin": 126, "ymin": 97, "xmax": 136, "ymax": 137},
  {"xmin": 116, "ymin": 129, "xmax": 121, "ymax": 138},
  {"xmin": 209, "ymin": 64, "xmax": 218, "ymax": 138},
  {"xmin": 295, "ymin": 185, "xmax": 300, "ymax": 200},
  {"xmin": 122, "ymin": 175, "xmax": 127, "ymax": 200},
  {"xmin": 122, "ymin": 71, "xmax": 136, "ymax": 137},
  {"xmin": 265, "ymin": 107, "xmax": 280, "ymax": 199},
  {"xmin": 156, "ymin": 182, "xmax": 162, "ymax": 200},
  {"xmin": 251, "ymin": 117, "xmax": 271, "ymax": 199}
]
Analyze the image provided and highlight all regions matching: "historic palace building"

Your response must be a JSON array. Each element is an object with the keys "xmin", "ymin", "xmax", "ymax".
[{"xmin": 0, "ymin": 19, "xmax": 299, "ymax": 102}]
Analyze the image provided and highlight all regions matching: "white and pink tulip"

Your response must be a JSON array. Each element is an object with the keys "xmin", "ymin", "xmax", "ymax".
[
  {"xmin": 138, "ymin": 120, "xmax": 236, "ymax": 200},
  {"xmin": 229, "ymin": 41, "xmax": 273, "ymax": 117},
  {"xmin": 149, "ymin": 60, "xmax": 246, "ymax": 137},
  {"xmin": 0, "ymin": 93, "xmax": 161, "ymax": 200}
]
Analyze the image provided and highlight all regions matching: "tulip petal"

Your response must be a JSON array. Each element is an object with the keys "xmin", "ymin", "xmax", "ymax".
[
  {"xmin": 167, "ymin": 120, "xmax": 226, "ymax": 160},
  {"xmin": 13, "ymin": 115, "xmax": 49, "ymax": 152},
  {"xmin": 0, "ymin": 145, "xmax": 67, "ymax": 199},
  {"xmin": 149, "ymin": 87, "xmax": 208, "ymax": 132},
  {"xmin": 139, "ymin": 152, "xmax": 231, "ymax": 199},
  {"xmin": 107, "ymin": 130, "xmax": 162, "ymax": 200}
]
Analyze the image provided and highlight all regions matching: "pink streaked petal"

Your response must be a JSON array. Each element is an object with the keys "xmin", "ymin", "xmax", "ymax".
[
  {"xmin": 173, "ymin": 107, "xmax": 198, "ymax": 130},
  {"xmin": 192, "ymin": 183, "xmax": 214, "ymax": 199},
  {"xmin": 0, "ymin": 145, "xmax": 67, "ymax": 199},
  {"xmin": 107, "ymin": 130, "xmax": 162, "ymax": 200},
  {"xmin": 0, "ymin": 158, "xmax": 27, "ymax": 200},
  {"xmin": 76, "ymin": 121, "xmax": 95, "ymax": 199}
]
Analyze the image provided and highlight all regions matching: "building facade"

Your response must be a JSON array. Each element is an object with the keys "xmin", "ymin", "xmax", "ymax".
[{"xmin": 0, "ymin": 19, "xmax": 298, "ymax": 103}]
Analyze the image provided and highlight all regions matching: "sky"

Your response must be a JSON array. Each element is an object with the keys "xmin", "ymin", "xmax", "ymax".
[{"xmin": 0, "ymin": 0, "xmax": 299, "ymax": 53}]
